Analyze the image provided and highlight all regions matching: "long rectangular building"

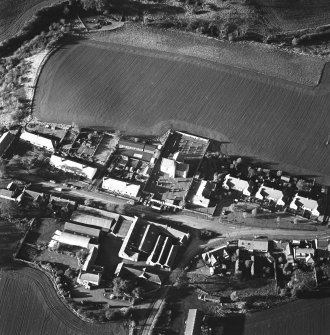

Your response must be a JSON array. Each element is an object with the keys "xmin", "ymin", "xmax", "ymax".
[
  {"xmin": 64, "ymin": 222, "xmax": 100, "ymax": 239},
  {"xmin": 20, "ymin": 131, "xmax": 57, "ymax": 152},
  {"xmin": 102, "ymin": 177, "xmax": 141, "ymax": 198},
  {"xmin": 70, "ymin": 211, "xmax": 113, "ymax": 232}
]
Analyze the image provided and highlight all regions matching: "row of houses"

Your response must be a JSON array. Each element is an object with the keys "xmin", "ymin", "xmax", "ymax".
[{"xmin": 223, "ymin": 174, "xmax": 320, "ymax": 217}]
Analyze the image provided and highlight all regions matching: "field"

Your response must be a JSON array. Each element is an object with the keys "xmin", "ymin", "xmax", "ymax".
[
  {"xmin": 34, "ymin": 39, "xmax": 330, "ymax": 184},
  {"xmin": 252, "ymin": 0, "xmax": 330, "ymax": 32},
  {"xmin": 0, "ymin": 0, "xmax": 59, "ymax": 42},
  {"xmin": 0, "ymin": 266, "xmax": 126, "ymax": 335}
]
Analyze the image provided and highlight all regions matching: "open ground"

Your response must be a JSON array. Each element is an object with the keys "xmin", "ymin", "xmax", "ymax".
[
  {"xmin": 34, "ymin": 38, "xmax": 330, "ymax": 184},
  {"xmin": 0, "ymin": 0, "xmax": 60, "ymax": 42}
]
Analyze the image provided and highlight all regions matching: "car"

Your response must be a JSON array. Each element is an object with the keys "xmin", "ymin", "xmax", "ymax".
[{"xmin": 49, "ymin": 180, "xmax": 56, "ymax": 184}]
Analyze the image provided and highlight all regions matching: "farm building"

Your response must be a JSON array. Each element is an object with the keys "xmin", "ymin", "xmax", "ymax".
[
  {"xmin": 238, "ymin": 239, "xmax": 269, "ymax": 252},
  {"xmin": 58, "ymin": 232, "xmax": 90, "ymax": 248},
  {"xmin": 0, "ymin": 131, "xmax": 20, "ymax": 158},
  {"xmin": 50, "ymin": 154, "xmax": 97, "ymax": 179},
  {"xmin": 222, "ymin": 174, "xmax": 251, "ymax": 196},
  {"xmin": 82, "ymin": 246, "xmax": 99, "ymax": 272},
  {"xmin": 20, "ymin": 131, "xmax": 57, "ymax": 151},
  {"xmin": 289, "ymin": 195, "xmax": 320, "ymax": 217},
  {"xmin": 64, "ymin": 222, "xmax": 100, "ymax": 239},
  {"xmin": 70, "ymin": 211, "xmax": 113, "ymax": 232},
  {"xmin": 255, "ymin": 185, "xmax": 285, "ymax": 206},
  {"xmin": 102, "ymin": 176, "xmax": 141, "ymax": 198},
  {"xmin": 115, "ymin": 262, "xmax": 165, "ymax": 286},
  {"xmin": 118, "ymin": 216, "xmax": 186, "ymax": 268},
  {"xmin": 184, "ymin": 309, "xmax": 203, "ymax": 335}
]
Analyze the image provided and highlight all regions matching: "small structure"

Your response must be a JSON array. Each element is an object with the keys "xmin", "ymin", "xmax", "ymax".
[
  {"xmin": 184, "ymin": 309, "xmax": 203, "ymax": 335},
  {"xmin": 191, "ymin": 180, "xmax": 213, "ymax": 208},
  {"xmin": 50, "ymin": 154, "xmax": 97, "ymax": 180},
  {"xmin": 160, "ymin": 158, "xmax": 189, "ymax": 179},
  {"xmin": 289, "ymin": 195, "xmax": 319, "ymax": 217},
  {"xmin": 58, "ymin": 231, "xmax": 90, "ymax": 248},
  {"xmin": 102, "ymin": 176, "xmax": 141, "ymax": 198},
  {"xmin": 20, "ymin": 131, "xmax": 57, "ymax": 152},
  {"xmin": 238, "ymin": 239, "xmax": 269, "ymax": 252},
  {"xmin": 255, "ymin": 185, "xmax": 285, "ymax": 206},
  {"xmin": 77, "ymin": 272, "xmax": 101, "ymax": 287},
  {"xmin": 222, "ymin": 174, "xmax": 251, "ymax": 196}
]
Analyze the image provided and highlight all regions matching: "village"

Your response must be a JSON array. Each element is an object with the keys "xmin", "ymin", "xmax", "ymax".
[{"xmin": 1, "ymin": 123, "xmax": 330, "ymax": 333}]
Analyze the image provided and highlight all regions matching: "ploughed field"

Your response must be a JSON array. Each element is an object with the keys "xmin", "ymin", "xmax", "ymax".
[
  {"xmin": 252, "ymin": 0, "xmax": 330, "ymax": 32},
  {"xmin": 34, "ymin": 40, "xmax": 330, "ymax": 183},
  {"xmin": 0, "ymin": 267, "xmax": 125, "ymax": 335},
  {"xmin": 0, "ymin": 0, "xmax": 57, "ymax": 42}
]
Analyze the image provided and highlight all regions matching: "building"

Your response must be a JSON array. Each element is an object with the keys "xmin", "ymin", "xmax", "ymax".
[
  {"xmin": 0, "ymin": 188, "xmax": 16, "ymax": 201},
  {"xmin": 222, "ymin": 174, "xmax": 251, "ymax": 196},
  {"xmin": 20, "ymin": 131, "xmax": 57, "ymax": 152},
  {"xmin": 77, "ymin": 272, "xmax": 101, "ymax": 287},
  {"xmin": 70, "ymin": 211, "xmax": 114, "ymax": 232},
  {"xmin": 0, "ymin": 131, "xmax": 19, "ymax": 158},
  {"xmin": 82, "ymin": 246, "xmax": 99, "ymax": 272},
  {"xmin": 289, "ymin": 195, "xmax": 320, "ymax": 217},
  {"xmin": 184, "ymin": 309, "xmax": 203, "ymax": 335},
  {"xmin": 64, "ymin": 222, "xmax": 100, "ymax": 239},
  {"xmin": 118, "ymin": 140, "xmax": 157, "ymax": 154},
  {"xmin": 50, "ymin": 154, "xmax": 97, "ymax": 180},
  {"xmin": 238, "ymin": 239, "xmax": 269, "ymax": 252},
  {"xmin": 58, "ymin": 232, "xmax": 90, "ymax": 248},
  {"xmin": 160, "ymin": 157, "xmax": 189, "ymax": 179},
  {"xmin": 191, "ymin": 180, "xmax": 213, "ymax": 208},
  {"xmin": 294, "ymin": 247, "xmax": 315, "ymax": 263},
  {"xmin": 102, "ymin": 176, "xmax": 141, "ymax": 198},
  {"xmin": 255, "ymin": 185, "xmax": 285, "ymax": 206}
]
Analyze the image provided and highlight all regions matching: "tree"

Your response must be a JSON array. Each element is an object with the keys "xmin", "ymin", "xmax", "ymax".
[
  {"xmin": 0, "ymin": 200, "xmax": 20, "ymax": 220},
  {"xmin": 132, "ymin": 287, "xmax": 143, "ymax": 300},
  {"xmin": 84, "ymin": 198, "xmax": 94, "ymax": 207},
  {"xmin": 112, "ymin": 277, "xmax": 132, "ymax": 296},
  {"xmin": 0, "ymin": 158, "xmax": 7, "ymax": 179},
  {"xmin": 105, "ymin": 309, "xmax": 123, "ymax": 321}
]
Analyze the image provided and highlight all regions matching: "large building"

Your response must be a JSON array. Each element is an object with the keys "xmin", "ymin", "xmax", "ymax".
[
  {"xmin": 50, "ymin": 154, "xmax": 97, "ymax": 180},
  {"xmin": 20, "ymin": 131, "xmax": 57, "ymax": 152},
  {"xmin": 102, "ymin": 176, "xmax": 141, "ymax": 198}
]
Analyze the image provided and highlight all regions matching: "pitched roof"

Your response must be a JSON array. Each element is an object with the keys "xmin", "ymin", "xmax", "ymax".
[
  {"xmin": 58, "ymin": 232, "xmax": 90, "ymax": 248},
  {"xmin": 184, "ymin": 309, "xmax": 203, "ymax": 335},
  {"xmin": 78, "ymin": 272, "xmax": 101, "ymax": 285},
  {"xmin": 238, "ymin": 239, "xmax": 269, "ymax": 252},
  {"xmin": 64, "ymin": 222, "xmax": 100, "ymax": 238},
  {"xmin": 50, "ymin": 154, "xmax": 97, "ymax": 180},
  {"xmin": 223, "ymin": 174, "xmax": 250, "ymax": 195},
  {"xmin": 290, "ymin": 195, "xmax": 319, "ymax": 215},
  {"xmin": 255, "ymin": 185, "xmax": 284, "ymax": 205},
  {"xmin": 20, "ymin": 131, "xmax": 56, "ymax": 151},
  {"xmin": 102, "ymin": 177, "xmax": 141, "ymax": 197},
  {"xmin": 0, "ymin": 131, "xmax": 16, "ymax": 156},
  {"xmin": 70, "ymin": 211, "xmax": 113, "ymax": 232}
]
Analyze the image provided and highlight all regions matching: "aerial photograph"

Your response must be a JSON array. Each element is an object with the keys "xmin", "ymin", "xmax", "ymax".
[{"xmin": 1, "ymin": 0, "xmax": 330, "ymax": 334}]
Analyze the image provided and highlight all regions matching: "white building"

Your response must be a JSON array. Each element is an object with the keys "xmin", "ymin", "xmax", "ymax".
[
  {"xmin": 289, "ymin": 195, "xmax": 320, "ymax": 217},
  {"xmin": 222, "ymin": 174, "xmax": 251, "ymax": 196},
  {"xmin": 57, "ymin": 231, "xmax": 90, "ymax": 249},
  {"xmin": 255, "ymin": 185, "xmax": 285, "ymax": 206},
  {"xmin": 160, "ymin": 157, "xmax": 189, "ymax": 179},
  {"xmin": 102, "ymin": 177, "xmax": 140, "ymax": 198},
  {"xmin": 50, "ymin": 154, "xmax": 97, "ymax": 180},
  {"xmin": 20, "ymin": 131, "xmax": 57, "ymax": 152},
  {"xmin": 192, "ymin": 180, "xmax": 211, "ymax": 208}
]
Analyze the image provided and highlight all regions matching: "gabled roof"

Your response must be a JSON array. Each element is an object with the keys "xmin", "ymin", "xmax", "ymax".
[
  {"xmin": 255, "ymin": 185, "xmax": 284, "ymax": 205},
  {"xmin": 64, "ymin": 222, "xmax": 100, "ymax": 238},
  {"xmin": 102, "ymin": 177, "xmax": 140, "ymax": 197},
  {"xmin": 223, "ymin": 174, "xmax": 250, "ymax": 195},
  {"xmin": 70, "ymin": 211, "xmax": 113, "ymax": 232},
  {"xmin": 290, "ymin": 195, "xmax": 319, "ymax": 216},
  {"xmin": 0, "ymin": 131, "xmax": 16, "ymax": 156},
  {"xmin": 58, "ymin": 231, "xmax": 90, "ymax": 248},
  {"xmin": 20, "ymin": 131, "xmax": 56, "ymax": 151}
]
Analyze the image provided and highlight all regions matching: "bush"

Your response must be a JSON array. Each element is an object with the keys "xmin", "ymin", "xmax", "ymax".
[{"xmin": 105, "ymin": 309, "xmax": 123, "ymax": 321}]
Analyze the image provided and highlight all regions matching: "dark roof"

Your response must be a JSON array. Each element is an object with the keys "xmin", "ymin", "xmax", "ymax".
[
  {"xmin": 0, "ymin": 132, "xmax": 16, "ymax": 156},
  {"xmin": 64, "ymin": 222, "xmax": 100, "ymax": 238},
  {"xmin": 119, "ymin": 140, "xmax": 145, "ymax": 151}
]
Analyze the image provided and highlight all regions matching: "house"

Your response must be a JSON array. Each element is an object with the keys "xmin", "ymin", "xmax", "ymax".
[
  {"xmin": 255, "ymin": 185, "xmax": 285, "ymax": 206},
  {"xmin": 64, "ymin": 222, "xmax": 101, "ymax": 239},
  {"xmin": 50, "ymin": 154, "xmax": 97, "ymax": 179},
  {"xmin": 238, "ymin": 239, "xmax": 269, "ymax": 252},
  {"xmin": 289, "ymin": 195, "xmax": 319, "ymax": 217},
  {"xmin": 294, "ymin": 247, "xmax": 315, "ymax": 263},
  {"xmin": 20, "ymin": 131, "xmax": 57, "ymax": 152},
  {"xmin": 222, "ymin": 174, "xmax": 251, "ymax": 196},
  {"xmin": 184, "ymin": 309, "xmax": 203, "ymax": 335},
  {"xmin": 0, "ymin": 188, "xmax": 16, "ymax": 201},
  {"xmin": 58, "ymin": 231, "xmax": 90, "ymax": 248},
  {"xmin": 191, "ymin": 180, "xmax": 213, "ymax": 208},
  {"xmin": 102, "ymin": 177, "xmax": 141, "ymax": 198},
  {"xmin": 0, "ymin": 131, "xmax": 19, "ymax": 158}
]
